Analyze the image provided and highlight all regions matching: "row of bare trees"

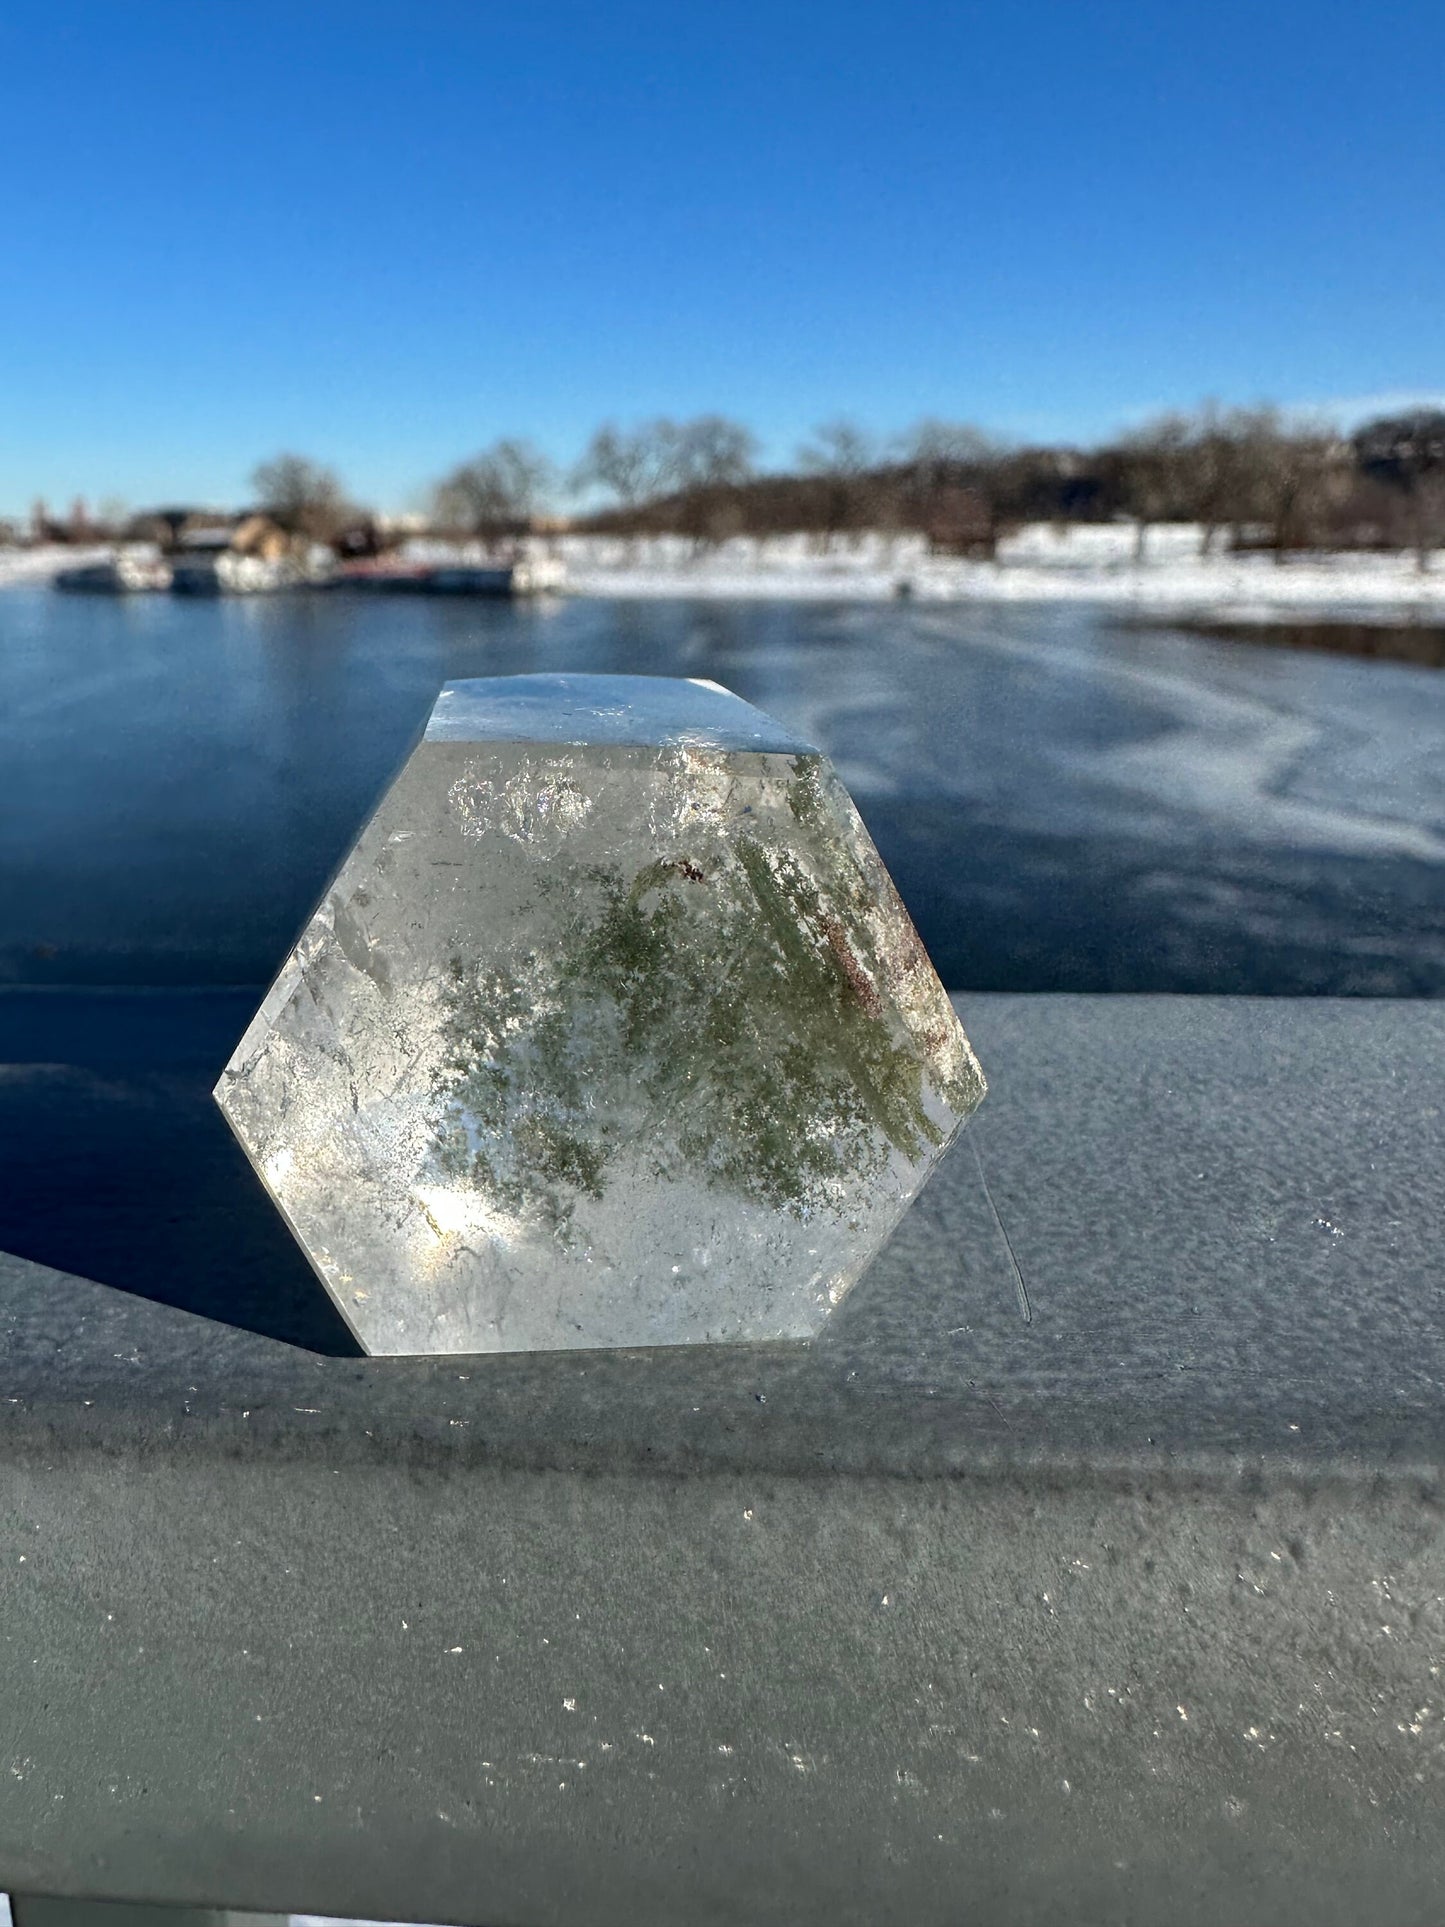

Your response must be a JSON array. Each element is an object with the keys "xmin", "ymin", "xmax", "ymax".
[
  {"xmin": 429, "ymin": 416, "xmax": 761, "ymax": 545},
  {"xmin": 74, "ymin": 406, "xmax": 1445, "ymax": 567},
  {"xmin": 786, "ymin": 407, "xmax": 1445, "ymax": 568},
  {"xmin": 1109, "ymin": 408, "xmax": 1445, "ymax": 569},
  {"xmin": 436, "ymin": 407, "xmax": 1445, "ymax": 567}
]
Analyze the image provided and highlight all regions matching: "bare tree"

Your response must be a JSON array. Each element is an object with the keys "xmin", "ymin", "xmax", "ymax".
[
  {"xmin": 571, "ymin": 421, "xmax": 679, "ymax": 517},
  {"xmin": 902, "ymin": 419, "xmax": 1000, "ymax": 486},
  {"xmin": 1117, "ymin": 414, "xmax": 1192, "ymax": 562},
  {"xmin": 250, "ymin": 454, "xmax": 348, "ymax": 539},
  {"xmin": 433, "ymin": 439, "xmax": 556, "ymax": 545},
  {"xmin": 1177, "ymin": 405, "xmax": 1272, "ymax": 556},
  {"xmin": 1353, "ymin": 410, "xmax": 1445, "ymax": 572},
  {"xmin": 670, "ymin": 416, "xmax": 757, "ymax": 492},
  {"xmin": 898, "ymin": 420, "xmax": 1011, "ymax": 557},
  {"xmin": 797, "ymin": 419, "xmax": 877, "ymax": 549},
  {"xmin": 668, "ymin": 416, "xmax": 758, "ymax": 548},
  {"xmin": 1234, "ymin": 411, "xmax": 1346, "ymax": 563}
]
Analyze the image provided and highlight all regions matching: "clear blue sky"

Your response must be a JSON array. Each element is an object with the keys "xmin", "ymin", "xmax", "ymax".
[{"xmin": 0, "ymin": 0, "xmax": 1440, "ymax": 511}]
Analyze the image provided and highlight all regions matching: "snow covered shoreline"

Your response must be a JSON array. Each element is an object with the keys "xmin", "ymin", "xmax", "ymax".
[
  {"xmin": 554, "ymin": 526, "xmax": 1445, "ymax": 620},
  {"xmin": 6, "ymin": 525, "xmax": 1445, "ymax": 621},
  {"xmin": 0, "ymin": 544, "xmax": 114, "ymax": 586}
]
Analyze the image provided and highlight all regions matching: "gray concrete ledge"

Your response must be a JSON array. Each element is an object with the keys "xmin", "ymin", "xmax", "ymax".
[{"xmin": 0, "ymin": 995, "xmax": 1443, "ymax": 1922}]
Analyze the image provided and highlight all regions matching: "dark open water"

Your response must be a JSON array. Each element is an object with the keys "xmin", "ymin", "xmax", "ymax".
[{"xmin": 4, "ymin": 587, "xmax": 1444, "ymax": 994}]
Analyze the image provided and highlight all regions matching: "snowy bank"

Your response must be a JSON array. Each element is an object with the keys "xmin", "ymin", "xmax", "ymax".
[
  {"xmin": 0, "ymin": 543, "xmax": 117, "ymax": 585},
  {"xmin": 554, "ymin": 526, "xmax": 1445, "ymax": 619},
  {"xmin": 6, "ymin": 526, "xmax": 1445, "ymax": 620}
]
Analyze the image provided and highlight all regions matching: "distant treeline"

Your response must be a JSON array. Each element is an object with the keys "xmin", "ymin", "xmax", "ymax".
[
  {"xmin": 563, "ymin": 408, "xmax": 1445, "ymax": 567},
  {"xmin": 14, "ymin": 406, "xmax": 1445, "ymax": 568}
]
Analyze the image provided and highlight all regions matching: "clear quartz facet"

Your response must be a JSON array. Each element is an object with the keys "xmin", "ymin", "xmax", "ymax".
[{"xmin": 215, "ymin": 674, "xmax": 985, "ymax": 1355}]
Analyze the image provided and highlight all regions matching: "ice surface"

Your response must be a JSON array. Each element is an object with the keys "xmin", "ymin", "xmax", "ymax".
[{"xmin": 215, "ymin": 673, "xmax": 984, "ymax": 1355}]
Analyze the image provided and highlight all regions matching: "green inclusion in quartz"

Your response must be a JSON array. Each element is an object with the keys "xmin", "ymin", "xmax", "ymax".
[{"xmin": 429, "ymin": 795, "xmax": 973, "ymax": 1237}]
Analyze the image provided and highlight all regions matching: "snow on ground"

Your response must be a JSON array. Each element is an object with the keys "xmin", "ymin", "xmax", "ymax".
[
  {"xmin": 7, "ymin": 526, "xmax": 1445, "ymax": 619},
  {"xmin": 553, "ymin": 526, "xmax": 1445, "ymax": 618},
  {"xmin": 0, "ymin": 543, "xmax": 115, "ymax": 584}
]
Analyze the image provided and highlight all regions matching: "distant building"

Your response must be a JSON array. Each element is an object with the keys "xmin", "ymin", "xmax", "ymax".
[
  {"xmin": 127, "ymin": 508, "xmax": 292, "ymax": 560},
  {"xmin": 330, "ymin": 515, "xmax": 396, "ymax": 560},
  {"xmin": 126, "ymin": 508, "xmax": 227, "ymax": 550},
  {"xmin": 229, "ymin": 514, "xmax": 292, "ymax": 562}
]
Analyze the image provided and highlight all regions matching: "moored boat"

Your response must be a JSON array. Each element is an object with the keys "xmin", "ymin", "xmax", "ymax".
[
  {"xmin": 324, "ymin": 560, "xmax": 436, "ymax": 593},
  {"xmin": 326, "ymin": 554, "xmax": 567, "ymax": 596},
  {"xmin": 422, "ymin": 564, "xmax": 518, "ymax": 596},
  {"xmin": 170, "ymin": 552, "xmax": 312, "ymax": 596},
  {"xmin": 54, "ymin": 555, "xmax": 171, "ymax": 594}
]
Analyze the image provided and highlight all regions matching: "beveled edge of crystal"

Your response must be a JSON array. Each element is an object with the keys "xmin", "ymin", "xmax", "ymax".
[{"xmin": 424, "ymin": 673, "xmax": 818, "ymax": 755}]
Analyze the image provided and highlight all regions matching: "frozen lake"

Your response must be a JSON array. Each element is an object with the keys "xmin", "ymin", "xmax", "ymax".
[{"xmin": 2, "ymin": 587, "xmax": 1443, "ymax": 994}]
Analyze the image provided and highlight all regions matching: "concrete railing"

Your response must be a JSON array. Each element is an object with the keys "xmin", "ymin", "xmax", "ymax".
[{"xmin": 1, "ymin": 992, "xmax": 1443, "ymax": 1923}]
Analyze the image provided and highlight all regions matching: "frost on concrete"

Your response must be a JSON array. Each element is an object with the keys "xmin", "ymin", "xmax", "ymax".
[{"xmin": 215, "ymin": 673, "xmax": 984, "ymax": 1355}]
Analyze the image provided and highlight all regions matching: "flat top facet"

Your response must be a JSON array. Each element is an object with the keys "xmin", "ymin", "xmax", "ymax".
[{"xmin": 425, "ymin": 672, "xmax": 817, "ymax": 754}]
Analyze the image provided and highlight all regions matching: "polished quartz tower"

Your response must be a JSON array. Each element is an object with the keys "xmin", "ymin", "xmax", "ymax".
[{"xmin": 215, "ymin": 674, "xmax": 985, "ymax": 1355}]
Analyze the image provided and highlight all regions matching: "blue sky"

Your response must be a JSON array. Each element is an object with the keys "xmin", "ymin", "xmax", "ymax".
[{"xmin": 0, "ymin": 0, "xmax": 1440, "ymax": 510}]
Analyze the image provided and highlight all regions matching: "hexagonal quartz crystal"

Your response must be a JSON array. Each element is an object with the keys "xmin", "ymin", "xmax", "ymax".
[{"xmin": 215, "ymin": 674, "xmax": 985, "ymax": 1355}]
